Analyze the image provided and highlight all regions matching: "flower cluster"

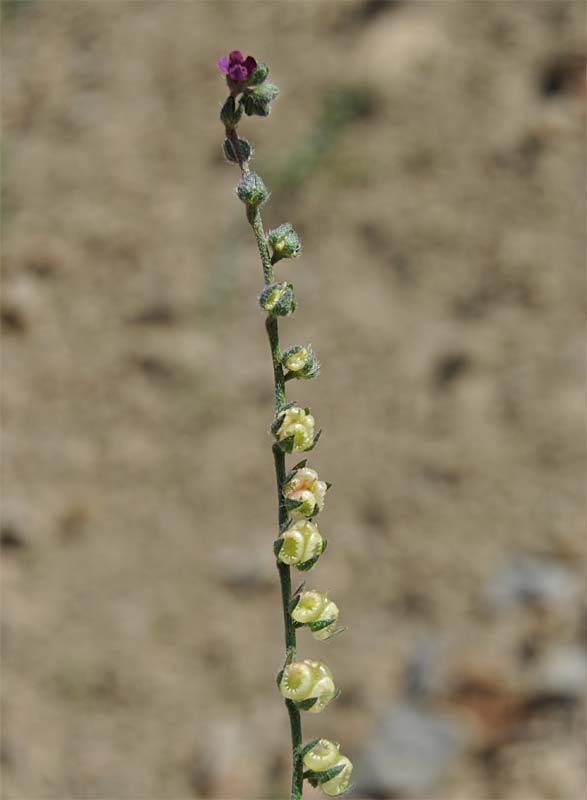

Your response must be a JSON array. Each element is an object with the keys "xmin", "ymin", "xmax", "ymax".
[
  {"xmin": 279, "ymin": 660, "xmax": 337, "ymax": 713},
  {"xmin": 238, "ymin": 173, "xmax": 269, "ymax": 209},
  {"xmin": 292, "ymin": 590, "xmax": 340, "ymax": 640},
  {"xmin": 259, "ymin": 281, "xmax": 295, "ymax": 317},
  {"xmin": 282, "ymin": 344, "xmax": 321, "ymax": 381},
  {"xmin": 218, "ymin": 50, "xmax": 278, "ymax": 117},
  {"xmin": 272, "ymin": 405, "xmax": 318, "ymax": 453},
  {"xmin": 219, "ymin": 51, "xmax": 351, "ymax": 798},
  {"xmin": 277, "ymin": 520, "xmax": 325, "ymax": 570},
  {"xmin": 269, "ymin": 223, "xmax": 302, "ymax": 263},
  {"xmin": 303, "ymin": 740, "xmax": 353, "ymax": 797},
  {"xmin": 283, "ymin": 467, "xmax": 327, "ymax": 518}
]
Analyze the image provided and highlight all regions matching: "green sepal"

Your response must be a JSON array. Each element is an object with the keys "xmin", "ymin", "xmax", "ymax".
[
  {"xmin": 273, "ymin": 538, "xmax": 283, "ymax": 558},
  {"xmin": 284, "ymin": 460, "xmax": 308, "ymax": 483},
  {"xmin": 271, "ymin": 401, "xmax": 299, "ymax": 436},
  {"xmin": 277, "ymin": 435, "xmax": 296, "ymax": 454},
  {"xmin": 243, "ymin": 83, "xmax": 279, "ymax": 116},
  {"xmin": 219, "ymin": 95, "xmax": 243, "ymax": 127},
  {"xmin": 243, "ymin": 93, "xmax": 270, "ymax": 117},
  {"xmin": 292, "ymin": 580, "xmax": 306, "ymax": 596},
  {"xmin": 276, "ymin": 644, "xmax": 295, "ymax": 688},
  {"xmin": 288, "ymin": 594, "xmax": 301, "ymax": 615},
  {"xmin": 295, "ymin": 696, "xmax": 318, "ymax": 711},
  {"xmin": 281, "ymin": 343, "xmax": 304, "ymax": 361},
  {"xmin": 251, "ymin": 83, "xmax": 279, "ymax": 103},
  {"xmin": 328, "ymin": 626, "xmax": 348, "ymax": 639},
  {"xmin": 296, "ymin": 552, "xmax": 322, "ymax": 572},
  {"xmin": 285, "ymin": 497, "xmax": 304, "ymax": 512},
  {"xmin": 325, "ymin": 481, "xmax": 333, "ymax": 490},
  {"xmin": 308, "ymin": 617, "xmax": 337, "ymax": 632},
  {"xmin": 305, "ymin": 430, "xmax": 322, "ymax": 452},
  {"xmin": 300, "ymin": 738, "xmax": 322, "ymax": 759},
  {"xmin": 321, "ymin": 539, "xmax": 328, "ymax": 554},
  {"xmin": 223, "ymin": 137, "xmax": 252, "ymax": 163},
  {"xmin": 304, "ymin": 773, "xmax": 319, "ymax": 789},
  {"xmin": 304, "ymin": 762, "xmax": 346, "ymax": 785},
  {"xmin": 276, "ymin": 649, "xmax": 295, "ymax": 688},
  {"xmin": 295, "ymin": 362, "xmax": 321, "ymax": 381},
  {"xmin": 247, "ymin": 62, "xmax": 269, "ymax": 86},
  {"xmin": 271, "ymin": 414, "xmax": 284, "ymax": 437}
]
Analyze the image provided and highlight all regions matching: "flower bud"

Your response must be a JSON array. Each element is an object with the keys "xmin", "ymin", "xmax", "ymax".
[
  {"xmin": 223, "ymin": 137, "xmax": 252, "ymax": 164},
  {"xmin": 247, "ymin": 62, "xmax": 269, "ymax": 86},
  {"xmin": 278, "ymin": 520, "xmax": 324, "ymax": 568},
  {"xmin": 273, "ymin": 405, "xmax": 315, "ymax": 452},
  {"xmin": 268, "ymin": 223, "xmax": 302, "ymax": 263},
  {"xmin": 236, "ymin": 172, "xmax": 269, "ymax": 209},
  {"xmin": 291, "ymin": 590, "xmax": 340, "ymax": 640},
  {"xmin": 219, "ymin": 95, "xmax": 243, "ymax": 127},
  {"xmin": 282, "ymin": 344, "xmax": 320, "ymax": 380},
  {"xmin": 259, "ymin": 282, "xmax": 295, "ymax": 316},
  {"xmin": 283, "ymin": 467, "xmax": 326, "ymax": 518},
  {"xmin": 243, "ymin": 83, "xmax": 279, "ymax": 117},
  {"xmin": 279, "ymin": 659, "xmax": 337, "ymax": 713}
]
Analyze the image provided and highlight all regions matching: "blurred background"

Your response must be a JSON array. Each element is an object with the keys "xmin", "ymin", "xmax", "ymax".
[{"xmin": 2, "ymin": 1, "xmax": 586, "ymax": 798}]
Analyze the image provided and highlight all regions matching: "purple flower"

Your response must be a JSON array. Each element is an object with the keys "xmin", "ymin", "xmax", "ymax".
[{"xmin": 218, "ymin": 50, "xmax": 257, "ymax": 83}]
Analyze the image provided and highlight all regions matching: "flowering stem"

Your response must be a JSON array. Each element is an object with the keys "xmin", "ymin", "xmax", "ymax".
[{"xmin": 225, "ymin": 121, "xmax": 304, "ymax": 800}]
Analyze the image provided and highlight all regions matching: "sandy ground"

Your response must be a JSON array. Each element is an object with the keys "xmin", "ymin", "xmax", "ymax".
[{"xmin": 2, "ymin": 1, "xmax": 586, "ymax": 798}]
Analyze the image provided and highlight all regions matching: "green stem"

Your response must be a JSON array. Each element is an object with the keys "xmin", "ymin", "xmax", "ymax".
[
  {"xmin": 251, "ymin": 208, "xmax": 275, "ymax": 286},
  {"xmin": 227, "ymin": 121, "xmax": 304, "ymax": 800}
]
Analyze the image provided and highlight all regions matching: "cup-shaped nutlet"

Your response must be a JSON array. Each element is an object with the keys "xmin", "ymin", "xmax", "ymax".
[
  {"xmin": 303, "ymin": 741, "xmax": 354, "ymax": 797},
  {"xmin": 268, "ymin": 223, "xmax": 302, "ymax": 263},
  {"xmin": 273, "ymin": 405, "xmax": 315, "ymax": 452},
  {"xmin": 236, "ymin": 172, "xmax": 269, "ymax": 208},
  {"xmin": 279, "ymin": 660, "xmax": 337, "ymax": 713},
  {"xmin": 292, "ymin": 590, "xmax": 339, "ymax": 640},
  {"xmin": 278, "ymin": 520, "xmax": 324, "ymax": 569},
  {"xmin": 259, "ymin": 282, "xmax": 296, "ymax": 317},
  {"xmin": 282, "ymin": 344, "xmax": 320, "ymax": 380},
  {"xmin": 283, "ymin": 467, "xmax": 326, "ymax": 518}
]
